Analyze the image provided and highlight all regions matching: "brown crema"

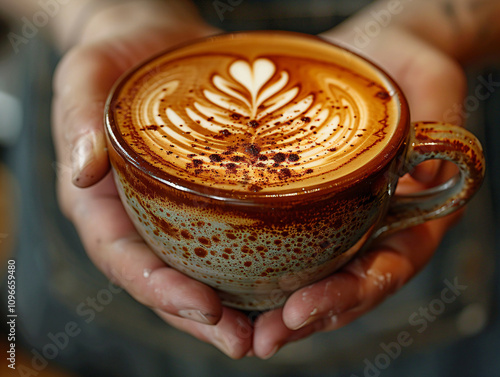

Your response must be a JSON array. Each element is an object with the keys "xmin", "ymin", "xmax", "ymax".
[{"xmin": 108, "ymin": 32, "xmax": 400, "ymax": 193}]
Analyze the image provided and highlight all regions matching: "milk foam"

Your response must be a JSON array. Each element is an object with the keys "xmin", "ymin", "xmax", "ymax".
[{"xmin": 111, "ymin": 34, "xmax": 399, "ymax": 193}]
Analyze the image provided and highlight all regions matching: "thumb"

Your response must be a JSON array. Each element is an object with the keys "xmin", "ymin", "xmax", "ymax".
[
  {"xmin": 52, "ymin": 46, "xmax": 121, "ymax": 188},
  {"xmin": 69, "ymin": 129, "xmax": 110, "ymax": 187}
]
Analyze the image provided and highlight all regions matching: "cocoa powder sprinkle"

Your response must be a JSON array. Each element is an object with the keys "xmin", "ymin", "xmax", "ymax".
[
  {"xmin": 272, "ymin": 152, "xmax": 286, "ymax": 163},
  {"xmin": 376, "ymin": 91, "xmax": 389, "ymax": 99},
  {"xmin": 248, "ymin": 184, "xmax": 263, "ymax": 192},
  {"xmin": 248, "ymin": 120, "xmax": 260, "ymax": 128},
  {"xmin": 209, "ymin": 154, "xmax": 223, "ymax": 162},
  {"xmin": 245, "ymin": 143, "xmax": 261, "ymax": 156},
  {"xmin": 278, "ymin": 168, "xmax": 292, "ymax": 180}
]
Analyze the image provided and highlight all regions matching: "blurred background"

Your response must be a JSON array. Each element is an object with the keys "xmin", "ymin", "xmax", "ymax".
[{"xmin": 0, "ymin": 1, "xmax": 499, "ymax": 376}]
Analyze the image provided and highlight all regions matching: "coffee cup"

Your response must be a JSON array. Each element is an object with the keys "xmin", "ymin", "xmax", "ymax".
[{"xmin": 104, "ymin": 31, "xmax": 485, "ymax": 310}]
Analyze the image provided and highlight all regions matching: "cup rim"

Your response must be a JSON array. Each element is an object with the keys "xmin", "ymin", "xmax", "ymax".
[{"xmin": 105, "ymin": 30, "xmax": 410, "ymax": 202}]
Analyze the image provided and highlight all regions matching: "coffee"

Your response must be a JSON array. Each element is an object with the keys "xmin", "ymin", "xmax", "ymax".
[
  {"xmin": 110, "ymin": 32, "xmax": 399, "ymax": 193},
  {"xmin": 106, "ymin": 31, "xmax": 484, "ymax": 310}
]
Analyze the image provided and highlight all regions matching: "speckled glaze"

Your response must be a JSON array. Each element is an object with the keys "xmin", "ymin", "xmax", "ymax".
[
  {"xmin": 105, "ymin": 32, "xmax": 485, "ymax": 310},
  {"xmin": 108, "ymin": 144, "xmax": 400, "ymax": 309}
]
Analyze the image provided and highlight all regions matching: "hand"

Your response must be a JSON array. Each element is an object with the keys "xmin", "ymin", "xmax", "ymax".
[
  {"xmin": 51, "ymin": 1, "xmax": 469, "ymax": 361},
  {"xmin": 250, "ymin": 25, "xmax": 467, "ymax": 358},
  {"xmin": 51, "ymin": 1, "xmax": 253, "ymax": 359}
]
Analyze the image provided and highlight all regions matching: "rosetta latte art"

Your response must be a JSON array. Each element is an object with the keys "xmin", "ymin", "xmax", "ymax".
[{"xmin": 115, "ymin": 52, "xmax": 397, "ymax": 192}]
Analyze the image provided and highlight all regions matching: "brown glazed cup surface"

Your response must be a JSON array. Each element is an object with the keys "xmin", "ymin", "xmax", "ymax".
[{"xmin": 105, "ymin": 31, "xmax": 485, "ymax": 310}]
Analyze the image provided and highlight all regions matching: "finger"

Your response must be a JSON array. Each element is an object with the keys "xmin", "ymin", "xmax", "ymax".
[
  {"xmin": 105, "ymin": 236, "xmax": 222, "ymax": 325},
  {"xmin": 282, "ymin": 251, "xmax": 412, "ymax": 334},
  {"xmin": 282, "ymin": 213, "xmax": 458, "ymax": 333},
  {"xmin": 251, "ymin": 308, "xmax": 322, "ymax": 360},
  {"xmin": 156, "ymin": 307, "xmax": 253, "ymax": 359},
  {"xmin": 282, "ymin": 271, "xmax": 366, "ymax": 331},
  {"xmin": 396, "ymin": 158, "xmax": 459, "ymax": 196},
  {"xmin": 251, "ymin": 169, "xmax": 462, "ymax": 356},
  {"xmin": 64, "ymin": 174, "xmax": 222, "ymax": 325},
  {"xmin": 408, "ymin": 160, "xmax": 440, "ymax": 185}
]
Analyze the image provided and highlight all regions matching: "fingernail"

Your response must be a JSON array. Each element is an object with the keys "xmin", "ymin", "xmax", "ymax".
[
  {"xmin": 71, "ymin": 132, "xmax": 98, "ymax": 182},
  {"xmin": 212, "ymin": 333, "xmax": 235, "ymax": 358},
  {"xmin": 289, "ymin": 307, "xmax": 319, "ymax": 330},
  {"xmin": 178, "ymin": 309, "xmax": 216, "ymax": 325},
  {"xmin": 213, "ymin": 340, "xmax": 232, "ymax": 357},
  {"xmin": 290, "ymin": 316, "xmax": 316, "ymax": 330},
  {"xmin": 262, "ymin": 345, "xmax": 280, "ymax": 360}
]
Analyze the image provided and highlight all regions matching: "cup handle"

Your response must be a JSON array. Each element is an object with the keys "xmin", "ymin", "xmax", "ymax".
[{"xmin": 373, "ymin": 121, "xmax": 485, "ymax": 239}]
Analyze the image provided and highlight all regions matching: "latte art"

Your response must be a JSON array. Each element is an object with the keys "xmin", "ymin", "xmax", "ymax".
[{"xmin": 110, "ymin": 34, "xmax": 399, "ymax": 193}]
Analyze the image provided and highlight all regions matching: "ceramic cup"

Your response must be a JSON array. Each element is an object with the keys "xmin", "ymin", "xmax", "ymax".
[{"xmin": 105, "ymin": 31, "xmax": 485, "ymax": 310}]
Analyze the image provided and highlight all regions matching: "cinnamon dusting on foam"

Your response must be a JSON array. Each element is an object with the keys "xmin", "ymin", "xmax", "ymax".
[{"xmin": 111, "ymin": 35, "xmax": 398, "ymax": 192}]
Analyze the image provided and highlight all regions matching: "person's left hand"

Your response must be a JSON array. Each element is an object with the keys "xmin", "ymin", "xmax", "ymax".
[
  {"xmin": 250, "ymin": 23, "xmax": 467, "ymax": 359},
  {"xmin": 52, "ymin": 1, "xmax": 256, "ymax": 359}
]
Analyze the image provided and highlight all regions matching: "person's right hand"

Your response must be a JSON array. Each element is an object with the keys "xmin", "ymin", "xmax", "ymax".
[{"xmin": 51, "ymin": 1, "xmax": 253, "ymax": 359}]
